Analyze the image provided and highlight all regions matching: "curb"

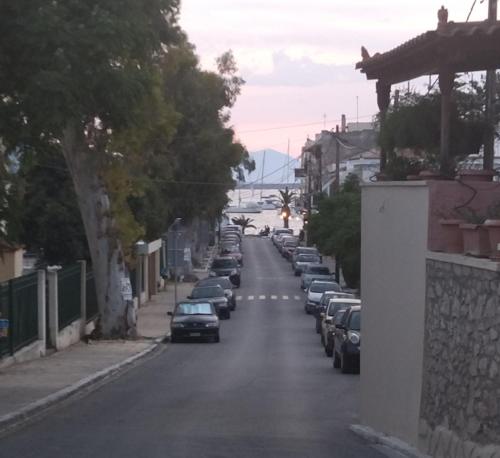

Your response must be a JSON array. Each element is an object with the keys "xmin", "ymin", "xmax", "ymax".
[
  {"xmin": 350, "ymin": 425, "xmax": 431, "ymax": 458},
  {"xmin": 0, "ymin": 340, "xmax": 164, "ymax": 435}
]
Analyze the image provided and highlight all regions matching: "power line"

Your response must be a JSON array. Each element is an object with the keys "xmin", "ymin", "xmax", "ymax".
[{"xmin": 238, "ymin": 114, "xmax": 374, "ymax": 134}]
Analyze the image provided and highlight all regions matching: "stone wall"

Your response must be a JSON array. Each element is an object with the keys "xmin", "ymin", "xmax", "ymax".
[{"xmin": 420, "ymin": 255, "xmax": 500, "ymax": 456}]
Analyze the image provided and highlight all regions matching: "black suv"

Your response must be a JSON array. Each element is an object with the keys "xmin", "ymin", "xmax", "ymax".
[
  {"xmin": 333, "ymin": 305, "xmax": 361, "ymax": 373},
  {"xmin": 209, "ymin": 256, "xmax": 241, "ymax": 287}
]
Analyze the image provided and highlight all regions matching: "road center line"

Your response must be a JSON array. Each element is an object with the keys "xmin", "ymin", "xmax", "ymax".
[
  {"xmin": 271, "ymin": 295, "xmax": 277, "ymax": 300},
  {"xmin": 259, "ymin": 295, "xmax": 266, "ymax": 300},
  {"xmin": 283, "ymin": 295, "xmax": 289, "ymax": 300},
  {"xmin": 248, "ymin": 295, "xmax": 254, "ymax": 300}
]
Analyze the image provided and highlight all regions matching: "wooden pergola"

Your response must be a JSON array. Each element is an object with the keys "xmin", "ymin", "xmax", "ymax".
[{"xmin": 356, "ymin": 6, "xmax": 500, "ymax": 175}]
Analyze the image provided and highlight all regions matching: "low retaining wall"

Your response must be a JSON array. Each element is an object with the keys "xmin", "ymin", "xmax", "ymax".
[{"xmin": 420, "ymin": 253, "xmax": 500, "ymax": 457}]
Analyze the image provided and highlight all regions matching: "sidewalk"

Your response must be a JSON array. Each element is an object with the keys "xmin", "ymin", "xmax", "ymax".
[{"xmin": 0, "ymin": 277, "xmax": 199, "ymax": 433}]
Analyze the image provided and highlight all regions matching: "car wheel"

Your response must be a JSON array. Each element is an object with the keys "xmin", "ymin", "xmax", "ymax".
[
  {"xmin": 320, "ymin": 334, "xmax": 325, "ymax": 346},
  {"xmin": 341, "ymin": 353, "xmax": 351, "ymax": 374},
  {"xmin": 304, "ymin": 306, "xmax": 309, "ymax": 314},
  {"xmin": 325, "ymin": 345, "xmax": 333, "ymax": 357},
  {"xmin": 333, "ymin": 351, "xmax": 341, "ymax": 368},
  {"xmin": 315, "ymin": 320, "xmax": 321, "ymax": 334},
  {"xmin": 294, "ymin": 271, "xmax": 300, "ymax": 277},
  {"xmin": 214, "ymin": 333, "xmax": 220, "ymax": 343},
  {"xmin": 170, "ymin": 335, "xmax": 178, "ymax": 343},
  {"xmin": 225, "ymin": 310, "xmax": 231, "ymax": 319}
]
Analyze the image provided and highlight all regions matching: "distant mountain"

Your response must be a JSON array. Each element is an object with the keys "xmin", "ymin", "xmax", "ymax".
[{"xmin": 243, "ymin": 149, "xmax": 299, "ymax": 185}]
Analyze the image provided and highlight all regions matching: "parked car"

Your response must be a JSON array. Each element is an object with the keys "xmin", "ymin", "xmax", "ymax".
[
  {"xmin": 220, "ymin": 244, "xmax": 243, "ymax": 266},
  {"xmin": 333, "ymin": 305, "xmax": 361, "ymax": 373},
  {"xmin": 221, "ymin": 224, "xmax": 242, "ymax": 236},
  {"xmin": 293, "ymin": 254, "xmax": 321, "ymax": 276},
  {"xmin": 188, "ymin": 285, "xmax": 231, "ymax": 319},
  {"xmin": 292, "ymin": 246, "xmax": 321, "ymax": 265},
  {"xmin": 304, "ymin": 280, "xmax": 342, "ymax": 314},
  {"xmin": 209, "ymin": 256, "xmax": 241, "ymax": 287},
  {"xmin": 196, "ymin": 277, "xmax": 236, "ymax": 310},
  {"xmin": 322, "ymin": 298, "xmax": 361, "ymax": 354},
  {"xmin": 281, "ymin": 238, "xmax": 299, "ymax": 259},
  {"xmin": 314, "ymin": 291, "xmax": 355, "ymax": 333},
  {"xmin": 276, "ymin": 235, "xmax": 296, "ymax": 255},
  {"xmin": 168, "ymin": 301, "xmax": 220, "ymax": 343},
  {"xmin": 271, "ymin": 228, "xmax": 293, "ymax": 245},
  {"xmin": 301, "ymin": 265, "xmax": 335, "ymax": 290}
]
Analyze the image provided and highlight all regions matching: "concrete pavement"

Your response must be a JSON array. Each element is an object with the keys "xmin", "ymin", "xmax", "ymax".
[{"xmin": 0, "ymin": 237, "xmax": 389, "ymax": 457}]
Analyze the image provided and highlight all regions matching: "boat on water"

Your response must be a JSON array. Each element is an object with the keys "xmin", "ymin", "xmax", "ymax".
[
  {"xmin": 225, "ymin": 202, "xmax": 262, "ymax": 213},
  {"xmin": 257, "ymin": 199, "xmax": 280, "ymax": 210}
]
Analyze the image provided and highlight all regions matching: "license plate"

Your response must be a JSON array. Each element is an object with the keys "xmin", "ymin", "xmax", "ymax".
[{"xmin": 190, "ymin": 332, "xmax": 201, "ymax": 337}]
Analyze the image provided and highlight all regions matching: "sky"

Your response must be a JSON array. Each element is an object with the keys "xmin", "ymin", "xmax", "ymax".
[{"xmin": 179, "ymin": 0, "xmax": 490, "ymax": 157}]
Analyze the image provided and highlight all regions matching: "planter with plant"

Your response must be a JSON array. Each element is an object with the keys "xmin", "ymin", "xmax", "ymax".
[
  {"xmin": 456, "ymin": 208, "xmax": 489, "ymax": 257},
  {"xmin": 455, "ymin": 169, "xmax": 495, "ymax": 183},
  {"xmin": 438, "ymin": 217, "xmax": 464, "ymax": 253}
]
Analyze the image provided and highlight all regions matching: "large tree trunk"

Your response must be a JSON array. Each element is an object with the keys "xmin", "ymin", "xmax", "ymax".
[{"xmin": 61, "ymin": 125, "xmax": 136, "ymax": 338}]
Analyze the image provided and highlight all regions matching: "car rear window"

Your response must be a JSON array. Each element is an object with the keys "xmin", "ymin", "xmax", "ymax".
[
  {"xmin": 191, "ymin": 286, "xmax": 224, "ymax": 298},
  {"xmin": 327, "ymin": 302, "xmax": 352, "ymax": 316},
  {"xmin": 297, "ymin": 255, "xmax": 319, "ymax": 262},
  {"xmin": 349, "ymin": 311, "xmax": 361, "ymax": 331},
  {"xmin": 308, "ymin": 266, "xmax": 330, "ymax": 275},
  {"xmin": 176, "ymin": 303, "xmax": 213, "ymax": 315},
  {"xmin": 212, "ymin": 258, "xmax": 237, "ymax": 268},
  {"xmin": 311, "ymin": 282, "xmax": 339, "ymax": 293},
  {"xmin": 198, "ymin": 278, "xmax": 232, "ymax": 289}
]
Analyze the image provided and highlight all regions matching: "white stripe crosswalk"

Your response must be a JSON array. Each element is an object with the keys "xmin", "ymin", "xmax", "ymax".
[{"xmin": 239, "ymin": 294, "xmax": 302, "ymax": 301}]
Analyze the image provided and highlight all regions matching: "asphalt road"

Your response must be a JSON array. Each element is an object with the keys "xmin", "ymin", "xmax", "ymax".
[{"xmin": 0, "ymin": 236, "xmax": 388, "ymax": 458}]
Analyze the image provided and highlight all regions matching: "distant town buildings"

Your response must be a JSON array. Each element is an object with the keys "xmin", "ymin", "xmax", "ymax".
[{"xmin": 299, "ymin": 119, "xmax": 380, "ymax": 205}]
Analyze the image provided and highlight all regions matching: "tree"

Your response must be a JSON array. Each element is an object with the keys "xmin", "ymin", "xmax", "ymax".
[
  {"xmin": 0, "ymin": 0, "xmax": 181, "ymax": 337},
  {"xmin": 279, "ymin": 187, "xmax": 296, "ymax": 228},
  {"xmin": 309, "ymin": 174, "xmax": 361, "ymax": 288},
  {"xmin": 231, "ymin": 216, "xmax": 256, "ymax": 234},
  {"xmin": 379, "ymin": 79, "xmax": 496, "ymax": 178}
]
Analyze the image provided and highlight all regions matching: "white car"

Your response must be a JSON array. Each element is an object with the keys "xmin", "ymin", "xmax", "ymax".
[{"xmin": 304, "ymin": 280, "xmax": 342, "ymax": 314}]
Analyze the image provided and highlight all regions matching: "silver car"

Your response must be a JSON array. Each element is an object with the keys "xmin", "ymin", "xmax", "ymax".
[{"xmin": 301, "ymin": 265, "xmax": 335, "ymax": 290}]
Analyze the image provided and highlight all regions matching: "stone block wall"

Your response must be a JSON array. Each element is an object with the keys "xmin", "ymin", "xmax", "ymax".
[{"xmin": 420, "ymin": 256, "xmax": 500, "ymax": 456}]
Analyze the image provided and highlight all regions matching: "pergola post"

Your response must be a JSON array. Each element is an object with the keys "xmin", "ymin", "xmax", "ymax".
[
  {"xmin": 439, "ymin": 70, "xmax": 455, "ymax": 175},
  {"xmin": 484, "ymin": 0, "xmax": 498, "ymax": 171},
  {"xmin": 376, "ymin": 81, "xmax": 391, "ymax": 172}
]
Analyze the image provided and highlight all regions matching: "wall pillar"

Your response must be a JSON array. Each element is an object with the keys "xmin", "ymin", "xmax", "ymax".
[
  {"xmin": 47, "ymin": 266, "xmax": 61, "ymax": 350},
  {"xmin": 37, "ymin": 269, "xmax": 46, "ymax": 349}
]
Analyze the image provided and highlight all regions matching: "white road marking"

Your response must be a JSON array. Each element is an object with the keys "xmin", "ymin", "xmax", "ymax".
[
  {"xmin": 259, "ymin": 295, "xmax": 266, "ymax": 300},
  {"xmin": 248, "ymin": 295, "xmax": 254, "ymax": 300},
  {"xmin": 283, "ymin": 295, "xmax": 289, "ymax": 300},
  {"xmin": 294, "ymin": 295, "xmax": 301, "ymax": 300},
  {"xmin": 236, "ymin": 296, "xmax": 243, "ymax": 301},
  {"xmin": 271, "ymin": 295, "xmax": 278, "ymax": 300}
]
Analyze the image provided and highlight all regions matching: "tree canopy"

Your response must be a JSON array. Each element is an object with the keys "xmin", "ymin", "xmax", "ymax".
[{"xmin": 308, "ymin": 174, "xmax": 361, "ymax": 288}]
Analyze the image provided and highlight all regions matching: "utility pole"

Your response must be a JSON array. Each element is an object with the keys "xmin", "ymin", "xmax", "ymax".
[
  {"xmin": 334, "ymin": 126, "xmax": 340, "ymax": 193},
  {"xmin": 484, "ymin": 0, "xmax": 498, "ymax": 170}
]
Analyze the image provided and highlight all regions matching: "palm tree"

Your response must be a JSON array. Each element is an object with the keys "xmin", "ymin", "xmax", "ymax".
[
  {"xmin": 231, "ymin": 215, "xmax": 256, "ymax": 234},
  {"xmin": 279, "ymin": 187, "xmax": 296, "ymax": 228}
]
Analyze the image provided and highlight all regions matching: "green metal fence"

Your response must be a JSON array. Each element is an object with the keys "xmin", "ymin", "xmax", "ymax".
[
  {"xmin": 0, "ymin": 273, "xmax": 39, "ymax": 357},
  {"xmin": 58, "ymin": 264, "xmax": 81, "ymax": 330},
  {"xmin": 11, "ymin": 273, "xmax": 39, "ymax": 352},
  {"xmin": 86, "ymin": 271, "xmax": 99, "ymax": 321}
]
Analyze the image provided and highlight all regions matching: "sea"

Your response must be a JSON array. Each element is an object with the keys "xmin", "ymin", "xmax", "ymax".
[{"xmin": 226, "ymin": 188, "xmax": 304, "ymax": 236}]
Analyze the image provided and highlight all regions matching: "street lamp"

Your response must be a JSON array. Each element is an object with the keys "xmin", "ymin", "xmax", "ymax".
[{"xmin": 169, "ymin": 218, "xmax": 182, "ymax": 306}]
